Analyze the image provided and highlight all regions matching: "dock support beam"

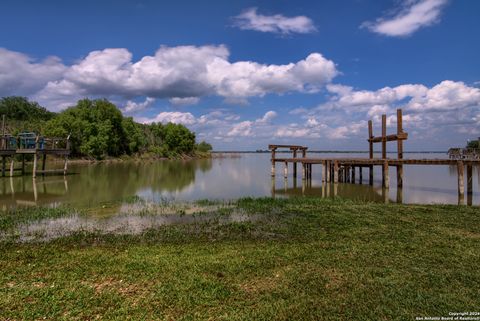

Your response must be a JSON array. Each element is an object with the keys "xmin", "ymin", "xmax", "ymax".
[
  {"xmin": 383, "ymin": 161, "xmax": 390, "ymax": 189},
  {"xmin": 326, "ymin": 161, "xmax": 331, "ymax": 182},
  {"xmin": 284, "ymin": 161, "xmax": 288, "ymax": 179},
  {"xmin": 333, "ymin": 161, "xmax": 339, "ymax": 183},
  {"xmin": 397, "ymin": 109, "xmax": 404, "ymax": 188},
  {"xmin": 32, "ymin": 153, "xmax": 38, "ymax": 178},
  {"xmin": 271, "ymin": 149, "xmax": 276, "ymax": 177},
  {"xmin": 457, "ymin": 161, "xmax": 464, "ymax": 204},
  {"xmin": 9, "ymin": 158, "xmax": 14, "ymax": 177},
  {"xmin": 302, "ymin": 163, "xmax": 306, "ymax": 181},
  {"xmin": 293, "ymin": 150, "xmax": 297, "ymax": 178},
  {"xmin": 359, "ymin": 167, "xmax": 363, "ymax": 184},
  {"xmin": 63, "ymin": 156, "xmax": 68, "ymax": 176},
  {"xmin": 351, "ymin": 166, "xmax": 356, "ymax": 184},
  {"xmin": 466, "ymin": 164, "xmax": 472, "ymax": 206},
  {"xmin": 369, "ymin": 165, "xmax": 373, "ymax": 185}
]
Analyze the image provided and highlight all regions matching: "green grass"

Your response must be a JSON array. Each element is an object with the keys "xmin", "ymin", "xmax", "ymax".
[{"xmin": 0, "ymin": 197, "xmax": 479, "ymax": 320}]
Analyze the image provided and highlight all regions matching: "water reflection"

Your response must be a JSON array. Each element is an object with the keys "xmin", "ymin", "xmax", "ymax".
[
  {"xmin": 0, "ymin": 159, "xmax": 212, "ymax": 209},
  {"xmin": 0, "ymin": 154, "xmax": 478, "ymax": 208}
]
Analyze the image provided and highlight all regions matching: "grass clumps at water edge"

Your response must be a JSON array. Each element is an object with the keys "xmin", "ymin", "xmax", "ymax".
[{"xmin": 0, "ymin": 197, "xmax": 479, "ymax": 320}]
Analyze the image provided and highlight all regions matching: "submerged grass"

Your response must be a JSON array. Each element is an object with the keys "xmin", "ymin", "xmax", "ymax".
[{"xmin": 0, "ymin": 197, "xmax": 479, "ymax": 320}]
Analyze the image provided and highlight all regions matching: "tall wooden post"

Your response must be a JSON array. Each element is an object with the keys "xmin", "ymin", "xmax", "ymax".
[
  {"xmin": 359, "ymin": 167, "xmax": 363, "ymax": 184},
  {"xmin": 368, "ymin": 120, "xmax": 374, "ymax": 186},
  {"xmin": 383, "ymin": 160, "xmax": 389, "ymax": 189},
  {"xmin": 351, "ymin": 166, "xmax": 355, "ymax": 183},
  {"xmin": 397, "ymin": 109, "xmax": 404, "ymax": 188},
  {"xmin": 381, "ymin": 114, "xmax": 387, "ymax": 187},
  {"xmin": 322, "ymin": 161, "xmax": 326, "ymax": 182},
  {"xmin": 42, "ymin": 154, "xmax": 47, "ymax": 176},
  {"xmin": 284, "ymin": 161, "xmax": 288, "ymax": 179},
  {"xmin": 466, "ymin": 164, "xmax": 473, "ymax": 206},
  {"xmin": 382, "ymin": 114, "xmax": 387, "ymax": 159},
  {"xmin": 457, "ymin": 161, "xmax": 464, "ymax": 204},
  {"xmin": 32, "ymin": 154, "xmax": 38, "ymax": 178},
  {"xmin": 293, "ymin": 149, "xmax": 297, "ymax": 178},
  {"xmin": 326, "ymin": 161, "xmax": 331, "ymax": 182},
  {"xmin": 63, "ymin": 156, "xmax": 68, "ymax": 176},
  {"xmin": 333, "ymin": 161, "xmax": 339, "ymax": 183},
  {"xmin": 302, "ymin": 163, "xmax": 306, "ymax": 180},
  {"xmin": 21, "ymin": 154, "xmax": 25, "ymax": 175},
  {"xmin": 271, "ymin": 148, "xmax": 276, "ymax": 176},
  {"xmin": 9, "ymin": 158, "xmax": 14, "ymax": 177},
  {"xmin": 2, "ymin": 156, "xmax": 5, "ymax": 177}
]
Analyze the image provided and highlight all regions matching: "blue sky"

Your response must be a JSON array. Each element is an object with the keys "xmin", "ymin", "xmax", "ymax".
[{"xmin": 1, "ymin": 0, "xmax": 479, "ymax": 150}]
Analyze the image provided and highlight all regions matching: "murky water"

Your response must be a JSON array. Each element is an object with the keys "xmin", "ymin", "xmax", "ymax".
[{"xmin": 0, "ymin": 153, "xmax": 479, "ymax": 209}]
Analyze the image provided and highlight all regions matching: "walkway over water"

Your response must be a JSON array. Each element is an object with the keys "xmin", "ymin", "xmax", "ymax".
[
  {"xmin": 0, "ymin": 133, "xmax": 70, "ymax": 178},
  {"xmin": 269, "ymin": 109, "xmax": 480, "ymax": 205}
]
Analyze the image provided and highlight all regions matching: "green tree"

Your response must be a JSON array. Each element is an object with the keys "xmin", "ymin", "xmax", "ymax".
[
  {"xmin": 44, "ymin": 99, "xmax": 127, "ymax": 159},
  {"xmin": 0, "ymin": 96, "xmax": 54, "ymax": 121},
  {"xmin": 196, "ymin": 141, "xmax": 212, "ymax": 152},
  {"xmin": 467, "ymin": 139, "xmax": 479, "ymax": 149}
]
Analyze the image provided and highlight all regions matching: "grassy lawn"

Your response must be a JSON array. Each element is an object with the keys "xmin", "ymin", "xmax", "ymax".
[{"xmin": 0, "ymin": 198, "xmax": 479, "ymax": 320}]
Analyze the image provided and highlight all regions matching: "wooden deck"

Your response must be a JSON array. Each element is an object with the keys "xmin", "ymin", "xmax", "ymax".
[
  {"xmin": 0, "ymin": 135, "xmax": 70, "ymax": 178},
  {"xmin": 269, "ymin": 109, "xmax": 479, "ymax": 205}
]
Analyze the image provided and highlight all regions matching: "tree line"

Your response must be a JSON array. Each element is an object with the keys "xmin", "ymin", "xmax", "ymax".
[{"xmin": 0, "ymin": 96, "xmax": 212, "ymax": 159}]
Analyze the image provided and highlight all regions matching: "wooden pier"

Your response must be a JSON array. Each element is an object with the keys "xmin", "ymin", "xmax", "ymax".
[
  {"xmin": 0, "ymin": 134, "xmax": 70, "ymax": 178},
  {"xmin": 269, "ymin": 109, "xmax": 479, "ymax": 205}
]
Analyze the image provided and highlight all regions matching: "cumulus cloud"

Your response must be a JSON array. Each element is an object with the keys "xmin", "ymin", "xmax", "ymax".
[
  {"xmin": 0, "ymin": 48, "xmax": 66, "ymax": 97},
  {"xmin": 0, "ymin": 46, "xmax": 337, "ymax": 110},
  {"xmin": 169, "ymin": 97, "xmax": 200, "ymax": 106},
  {"xmin": 361, "ymin": 0, "xmax": 448, "ymax": 37},
  {"xmin": 233, "ymin": 7, "xmax": 316, "ymax": 35},
  {"xmin": 139, "ymin": 111, "xmax": 196, "ymax": 125},
  {"xmin": 256, "ymin": 110, "xmax": 277, "ymax": 123},
  {"xmin": 324, "ymin": 80, "xmax": 480, "ymax": 112},
  {"xmin": 227, "ymin": 121, "xmax": 253, "ymax": 137},
  {"xmin": 124, "ymin": 97, "xmax": 155, "ymax": 113}
]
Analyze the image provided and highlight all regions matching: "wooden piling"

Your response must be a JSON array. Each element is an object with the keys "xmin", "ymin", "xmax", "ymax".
[
  {"xmin": 284, "ymin": 161, "xmax": 288, "ymax": 178},
  {"xmin": 271, "ymin": 149, "xmax": 276, "ymax": 176},
  {"xmin": 32, "ymin": 154, "xmax": 38, "ymax": 178},
  {"xmin": 368, "ymin": 120, "xmax": 373, "ymax": 159},
  {"xmin": 457, "ymin": 161, "xmax": 464, "ymax": 199},
  {"xmin": 326, "ymin": 161, "xmax": 331, "ymax": 182},
  {"xmin": 383, "ymin": 160, "xmax": 389, "ymax": 189},
  {"xmin": 9, "ymin": 158, "xmax": 14, "ymax": 177},
  {"xmin": 382, "ymin": 114, "xmax": 387, "ymax": 159},
  {"xmin": 359, "ymin": 167, "xmax": 363, "ymax": 184},
  {"xmin": 351, "ymin": 166, "xmax": 355, "ymax": 183},
  {"xmin": 322, "ymin": 161, "xmax": 326, "ymax": 182},
  {"xmin": 2, "ymin": 156, "xmax": 5, "ymax": 177},
  {"xmin": 369, "ymin": 165, "xmax": 373, "ymax": 185},
  {"xmin": 293, "ymin": 149, "xmax": 297, "ymax": 178},
  {"xmin": 63, "ymin": 156, "xmax": 68, "ymax": 176},
  {"xmin": 334, "ymin": 161, "xmax": 339, "ymax": 183},
  {"xmin": 467, "ymin": 164, "xmax": 472, "ymax": 205},
  {"xmin": 397, "ymin": 109, "xmax": 404, "ymax": 188},
  {"xmin": 42, "ymin": 154, "xmax": 47, "ymax": 175},
  {"xmin": 302, "ymin": 163, "xmax": 306, "ymax": 180},
  {"xmin": 21, "ymin": 154, "xmax": 25, "ymax": 175}
]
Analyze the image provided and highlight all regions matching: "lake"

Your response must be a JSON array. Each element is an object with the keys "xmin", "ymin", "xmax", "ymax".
[{"xmin": 0, "ymin": 152, "xmax": 479, "ymax": 209}]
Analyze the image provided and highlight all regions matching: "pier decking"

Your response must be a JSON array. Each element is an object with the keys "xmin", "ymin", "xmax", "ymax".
[
  {"xmin": 0, "ymin": 134, "xmax": 70, "ymax": 178},
  {"xmin": 269, "ymin": 109, "xmax": 479, "ymax": 205}
]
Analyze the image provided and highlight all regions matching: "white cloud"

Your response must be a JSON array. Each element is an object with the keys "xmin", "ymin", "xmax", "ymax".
[
  {"xmin": 124, "ymin": 97, "xmax": 155, "ymax": 113},
  {"xmin": 169, "ymin": 97, "xmax": 200, "ymax": 106},
  {"xmin": 227, "ymin": 121, "xmax": 253, "ymax": 137},
  {"xmin": 233, "ymin": 7, "xmax": 316, "ymax": 35},
  {"xmin": 256, "ymin": 110, "xmax": 277, "ymax": 123},
  {"xmin": 361, "ymin": 0, "xmax": 448, "ymax": 37},
  {"xmin": 0, "ymin": 48, "xmax": 66, "ymax": 97},
  {"xmin": 139, "ymin": 111, "xmax": 196, "ymax": 125},
  {"xmin": 0, "ymin": 46, "xmax": 338, "ymax": 110}
]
